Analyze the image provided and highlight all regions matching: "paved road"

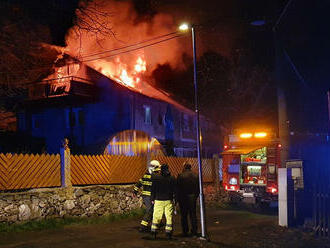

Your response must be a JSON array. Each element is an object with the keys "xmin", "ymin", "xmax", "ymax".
[{"xmin": 0, "ymin": 208, "xmax": 329, "ymax": 248}]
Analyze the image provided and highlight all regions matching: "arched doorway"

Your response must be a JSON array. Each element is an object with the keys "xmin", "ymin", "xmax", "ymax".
[{"xmin": 104, "ymin": 130, "xmax": 165, "ymax": 156}]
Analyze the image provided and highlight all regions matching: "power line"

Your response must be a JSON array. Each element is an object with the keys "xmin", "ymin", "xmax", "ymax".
[
  {"xmin": 0, "ymin": 31, "xmax": 186, "ymax": 76},
  {"xmin": 81, "ymin": 34, "xmax": 185, "ymax": 63},
  {"xmin": 0, "ymin": 32, "xmax": 187, "ymax": 86},
  {"xmin": 79, "ymin": 31, "xmax": 179, "ymax": 59}
]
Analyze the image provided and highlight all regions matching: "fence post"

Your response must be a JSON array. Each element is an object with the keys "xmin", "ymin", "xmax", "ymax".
[
  {"xmin": 213, "ymin": 154, "xmax": 220, "ymax": 195},
  {"xmin": 279, "ymin": 168, "xmax": 293, "ymax": 227},
  {"xmin": 60, "ymin": 138, "xmax": 71, "ymax": 187}
]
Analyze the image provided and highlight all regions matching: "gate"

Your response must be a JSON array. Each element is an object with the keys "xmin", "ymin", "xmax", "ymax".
[{"xmin": 290, "ymin": 141, "xmax": 330, "ymax": 237}]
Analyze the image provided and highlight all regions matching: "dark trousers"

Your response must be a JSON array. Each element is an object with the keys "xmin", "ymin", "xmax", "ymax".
[
  {"xmin": 141, "ymin": 196, "xmax": 153, "ymax": 227},
  {"xmin": 178, "ymin": 194, "xmax": 198, "ymax": 234}
]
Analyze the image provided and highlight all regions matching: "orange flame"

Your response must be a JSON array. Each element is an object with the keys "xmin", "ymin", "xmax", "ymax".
[
  {"xmin": 134, "ymin": 57, "xmax": 146, "ymax": 73},
  {"xmin": 96, "ymin": 55, "xmax": 146, "ymax": 88}
]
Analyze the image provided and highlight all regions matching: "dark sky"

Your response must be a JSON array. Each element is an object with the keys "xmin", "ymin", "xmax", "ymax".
[
  {"xmin": 1, "ymin": 0, "xmax": 286, "ymax": 51},
  {"xmin": 275, "ymin": 0, "xmax": 330, "ymax": 133},
  {"xmin": 0, "ymin": 0, "xmax": 80, "ymax": 46},
  {"xmin": 3, "ymin": 0, "xmax": 329, "ymax": 132}
]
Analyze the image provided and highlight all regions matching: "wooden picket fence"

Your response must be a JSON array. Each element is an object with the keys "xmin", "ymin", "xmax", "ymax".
[
  {"xmin": 0, "ymin": 153, "xmax": 60, "ymax": 190},
  {"xmin": 71, "ymin": 155, "xmax": 147, "ymax": 185},
  {"xmin": 152, "ymin": 156, "xmax": 215, "ymax": 182},
  {"xmin": 0, "ymin": 153, "xmax": 217, "ymax": 190}
]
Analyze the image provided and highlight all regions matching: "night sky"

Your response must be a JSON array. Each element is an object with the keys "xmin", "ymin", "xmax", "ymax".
[{"xmin": 1, "ymin": 0, "xmax": 329, "ymax": 133}]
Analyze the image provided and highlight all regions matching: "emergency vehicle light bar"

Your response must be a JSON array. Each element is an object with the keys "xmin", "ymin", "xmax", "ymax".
[
  {"xmin": 239, "ymin": 132, "xmax": 268, "ymax": 139},
  {"xmin": 254, "ymin": 132, "xmax": 267, "ymax": 138},
  {"xmin": 240, "ymin": 133, "xmax": 253, "ymax": 138}
]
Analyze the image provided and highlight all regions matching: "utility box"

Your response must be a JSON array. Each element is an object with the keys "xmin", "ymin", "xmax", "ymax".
[
  {"xmin": 278, "ymin": 160, "xmax": 304, "ymax": 227},
  {"xmin": 286, "ymin": 160, "xmax": 304, "ymax": 189}
]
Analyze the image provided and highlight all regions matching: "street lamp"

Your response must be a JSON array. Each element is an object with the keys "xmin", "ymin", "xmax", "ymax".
[{"xmin": 179, "ymin": 23, "xmax": 207, "ymax": 239}]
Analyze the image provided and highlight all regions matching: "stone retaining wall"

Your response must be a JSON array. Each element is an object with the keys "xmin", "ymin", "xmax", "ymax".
[
  {"xmin": 0, "ymin": 185, "xmax": 142, "ymax": 223},
  {"xmin": 0, "ymin": 184, "xmax": 227, "ymax": 224},
  {"xmin": 203, "ymin": 184, "xmax": 229, "ymax": 204}
]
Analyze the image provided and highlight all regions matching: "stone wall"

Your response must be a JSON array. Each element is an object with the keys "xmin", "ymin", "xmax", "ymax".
[
  {"xmin": 0, "ymin": 185, "xmax": 142, "ymax": 224},
  {"xmin": 203, "ymin": 184, "xmax": 229, "ymax": 205},
  {"xmin": 0, "ymin": 184, "xmax": 228, "ymax": 224}
]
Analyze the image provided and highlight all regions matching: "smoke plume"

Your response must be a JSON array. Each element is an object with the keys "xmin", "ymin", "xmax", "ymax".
[{"xmin": 65, "ymin": 0, "xmax": 189, "ymax": 87}]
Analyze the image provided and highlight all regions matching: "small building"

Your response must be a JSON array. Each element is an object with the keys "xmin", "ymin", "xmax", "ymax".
[{"xmin": 18, "ymin": 59, "xmax": 220, "ymax": 157}]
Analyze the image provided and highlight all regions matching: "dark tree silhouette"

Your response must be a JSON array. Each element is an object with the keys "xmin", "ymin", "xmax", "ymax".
[{"xmin": 151, "ymin": 50, "xmax": 276, "ymax": 129}]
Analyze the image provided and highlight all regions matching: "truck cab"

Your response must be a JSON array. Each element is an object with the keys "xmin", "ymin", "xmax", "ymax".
[{"xmin": 222, "ymin": 129, "xmax": 281, "ymax": 202}]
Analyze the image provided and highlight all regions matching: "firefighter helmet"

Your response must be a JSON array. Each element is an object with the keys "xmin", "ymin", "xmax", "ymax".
[{"xmin": 148, "ymin": 160, "xmax": 160, "ymax": 173}]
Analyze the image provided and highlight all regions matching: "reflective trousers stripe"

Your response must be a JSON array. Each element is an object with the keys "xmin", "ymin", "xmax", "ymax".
[
  {"xmin": 165, "ymin": 224, "xmax": 173, "ymax": 232},
  {"xmin": 141, "ymin": 220, "xmax": 148, "ymax": 226},
  {"xmin": 151, "ymin": 223, "xmax": 158, "ymax": 232},
  {"xmin": 151, "ymin": 200, "xmax": 173, "ymax": 232}
]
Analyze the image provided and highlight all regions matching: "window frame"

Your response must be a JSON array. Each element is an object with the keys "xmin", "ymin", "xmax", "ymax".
[{"xmin": 143, "ymin": 105, "xmax": 152, "ymax": 125}]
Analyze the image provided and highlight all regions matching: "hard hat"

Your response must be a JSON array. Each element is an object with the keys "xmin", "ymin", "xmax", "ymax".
[
  {"xmin": 148, "ymin": 160, "xmax": 160, "ymax": 174},
  {"xmin": 149, "ymin": 160, "xmax": 160, "ymax": 166}
]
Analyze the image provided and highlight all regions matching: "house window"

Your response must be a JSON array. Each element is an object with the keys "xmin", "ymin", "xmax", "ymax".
[
  {"xmin": 78, "ymin": 109, "xmax": 85, "ymax": 125},
  {"xmin": 66, "ymin": 109, "xmax": 76, "ymax": 128},
  {"xmin": 32, "ymin": 114, "xmax": 42, "ymax": 130},
  {"xmin": 158, "ymin": 113, "xmax": 163, "ymax": 126},
  {"xmin": 17, "ymin": 113, "xmax": 26, "ymax": 131},
  {"xmin": 182, "ymin": 114, "xmax": 190, "ymax": 131},
  {"xmin": 144, "ymin": 106, "xmax": 151, "ymax": 124},
  {"xmin": 66, "ymin": 108, "xmax": 84, "ymax": 128}
]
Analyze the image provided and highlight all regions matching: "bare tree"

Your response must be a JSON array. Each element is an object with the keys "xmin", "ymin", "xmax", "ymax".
[{"xmin": 71, "ymin": 0, "xmax": 116, "ymax": 53}]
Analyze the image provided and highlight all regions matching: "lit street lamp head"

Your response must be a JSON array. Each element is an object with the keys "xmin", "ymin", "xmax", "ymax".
[{"xmin": 179, "ymin": 23, "xmax": 189, "ymax": 31}]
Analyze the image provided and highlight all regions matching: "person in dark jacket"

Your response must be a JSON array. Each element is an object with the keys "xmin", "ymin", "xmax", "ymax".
[
  {"xmin": 150, "ymin": 164, "xmax": 176, "ymax": 239},
  {"xmin": 177, "ymin": 163, "xmax": 199, "ymax": 236},
  {"xmin": 134, "ymin": 160, "xmax": 161, "ymax": 232}
]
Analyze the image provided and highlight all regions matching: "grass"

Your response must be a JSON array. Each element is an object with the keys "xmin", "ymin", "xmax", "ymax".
[{"xmin": 0, "ymin": 208, "xmax": 144, "ymax": 233}]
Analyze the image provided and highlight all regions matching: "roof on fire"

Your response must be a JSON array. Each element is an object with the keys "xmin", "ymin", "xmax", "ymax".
[{"xmin": 43, "ymin": 57, "xmax": 196, "ymax": 115}]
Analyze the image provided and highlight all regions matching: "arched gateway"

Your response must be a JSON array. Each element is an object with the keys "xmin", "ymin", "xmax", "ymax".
[{"xmin": 104, "ymin": 130, "xmax": 165, "ymax": 156}]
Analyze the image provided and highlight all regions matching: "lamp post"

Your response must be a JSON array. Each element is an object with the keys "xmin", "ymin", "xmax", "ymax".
[{"xmin": 179, "ymin": 23, "xmax": 207, "ymax": 239}]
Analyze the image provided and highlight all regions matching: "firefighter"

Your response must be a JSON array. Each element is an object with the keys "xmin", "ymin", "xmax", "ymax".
[
  {"xmin": 134, "ymin": 159, "xmax": 161, "ymax": 232},
  {"xmin": 177, "ymin": 163, "xmax": 199, "ymax": 237},
  {"xmin": 150, "ymin": 164, "xmax": 176, "ymax": 239}
]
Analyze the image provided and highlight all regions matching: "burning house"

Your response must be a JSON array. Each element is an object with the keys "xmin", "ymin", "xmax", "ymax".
[{"xmin": 18, "ymin": 56, "xmax": 220, "ymax": 157}]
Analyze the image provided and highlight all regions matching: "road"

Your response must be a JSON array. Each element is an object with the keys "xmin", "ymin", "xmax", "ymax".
[{"xmin": 0, "ymin": 207, "xmax": 329, "ymax": 248}]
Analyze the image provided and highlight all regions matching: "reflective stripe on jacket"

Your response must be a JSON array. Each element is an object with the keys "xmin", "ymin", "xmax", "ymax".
[{"xmin": 134, "ymin": 172, "xmax": 153, "ymax": 196}]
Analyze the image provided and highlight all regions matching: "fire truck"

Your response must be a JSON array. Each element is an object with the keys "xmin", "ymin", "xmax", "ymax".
[{"xmin": 221, "ymin": 129, "xmax": 281, "ymax": 203}]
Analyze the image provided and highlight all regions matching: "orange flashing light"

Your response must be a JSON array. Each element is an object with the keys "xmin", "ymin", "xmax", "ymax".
[
  {"xmin": 240, "ymin": 133, "xmax": 253, "ymax": 139},
  {"xmin": 254, "ymin": 132, "xmax": 267, "ymax": 138}
]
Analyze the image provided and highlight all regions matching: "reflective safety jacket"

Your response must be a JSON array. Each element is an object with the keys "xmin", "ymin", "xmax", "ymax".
[{"xmin": 134, "ymin": 171, "xmax": 153, "ymax": 196}]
